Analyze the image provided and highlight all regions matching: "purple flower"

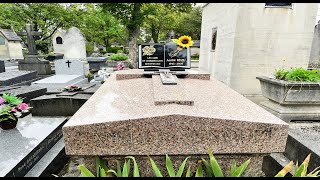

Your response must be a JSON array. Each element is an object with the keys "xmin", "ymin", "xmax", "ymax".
[{"xmin": 0, "ymin": 97, "xmax": 5, "ymax": 105}]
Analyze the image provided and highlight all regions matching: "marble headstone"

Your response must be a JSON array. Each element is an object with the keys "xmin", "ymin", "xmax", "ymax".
[
  {"xmin": 54, "ymin": 59, "xmax": 85, "ymax": 75},
  {"xmin": 63, "ymin": 27, "xmax": 86, "ymax": 60}
]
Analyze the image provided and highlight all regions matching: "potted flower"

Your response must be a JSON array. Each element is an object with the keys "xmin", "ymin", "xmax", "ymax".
[
  {"xmin": 107, "ymin": 54, "xmax": 129, "ymax": 69},
  {"xmin": 63, "ymin": 85, "xmax": 82, "ymax": 92},
  {"xmin": 0, "ymin": 93, "xmax": 31, "ymax": 130},
  {"xmin": 256, "ymin": 66, "xmax": 320, "ymax": 121}
]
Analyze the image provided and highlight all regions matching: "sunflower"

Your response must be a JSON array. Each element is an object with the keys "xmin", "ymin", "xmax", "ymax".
[{"xmin": 177, "ymin": 35, "xmax": 193, "ymax": 48}]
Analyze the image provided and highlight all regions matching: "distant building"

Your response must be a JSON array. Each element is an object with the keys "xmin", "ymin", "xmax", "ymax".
[
  {"xmin": 199, "ymin": 3, "xmax": 317, "ymax": 96},
  {"xmin": 51, "ymin": 29, "xmax": 66, "ymax": 54},
  {"xmin": 0, "ymin": 29, "xmax": 24, "ymax": 60}
]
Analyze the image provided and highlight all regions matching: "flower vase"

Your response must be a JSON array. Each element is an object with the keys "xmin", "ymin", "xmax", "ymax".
[{"xmin": 0, "ymin": 115, "xmax": 18, "ymax": 130}]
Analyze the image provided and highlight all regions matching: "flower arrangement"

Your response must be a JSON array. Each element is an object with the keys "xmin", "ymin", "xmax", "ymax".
[
  {"xmin": 0, "ymin": 93, "xmax": 31, "ymax": 129},
  {"xmin": 63, "ymin": 85, "xmax": 82, "ymax": 92},
  {"xmin": 170, "ymin": 35, "xmax": 194, "ymax": 57},
  {"xmin": 117, "ymin": 62, "xmax": 125, "ymax": 70}
]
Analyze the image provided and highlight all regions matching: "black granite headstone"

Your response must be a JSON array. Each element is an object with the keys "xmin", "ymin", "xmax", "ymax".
[
  {"xmin": 138, "ymin": 43, "xmax": 190, "ymax": 69},
  {"xmin": 0, "ymin": 60, "xmax": 5, "ymax": 73}
]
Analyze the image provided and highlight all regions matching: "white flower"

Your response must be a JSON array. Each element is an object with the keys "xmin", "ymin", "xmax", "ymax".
[{"xmin": 14, "ymin": 111, "xmax": 22, "ymax": 118}]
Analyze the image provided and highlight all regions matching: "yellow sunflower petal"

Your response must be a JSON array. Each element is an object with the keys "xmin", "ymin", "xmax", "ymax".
[{"xmin": 177, "ymin": 35, "xmax": 193, "ymax": 48}]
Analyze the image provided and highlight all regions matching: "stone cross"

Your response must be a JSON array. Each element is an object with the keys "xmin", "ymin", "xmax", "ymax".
[
  {"xmin": 66, "ymin": 60, "xmax": 72, "ymax": 68},
  {"xmin": 18, "ymin": 24, "xmax": 43, "ymax": 55}
]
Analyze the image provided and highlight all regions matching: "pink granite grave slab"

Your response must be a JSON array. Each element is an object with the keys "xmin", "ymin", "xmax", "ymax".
[{"xmin": 62, "ymin": 69, "xmax": 288, "ymax": 156}]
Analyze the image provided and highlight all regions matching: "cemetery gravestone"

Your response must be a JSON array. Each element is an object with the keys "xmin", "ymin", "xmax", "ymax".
[
  {"xmin": 63, "ymin": 27, "xmax": 86, "ymax": 60},
  {"xmin": 0, "ymin": 86, "xmax": 47, "ymax": 103},
  {"xmin": 31, "ymin": 59, "xmax": 87, "ymax": 92},
  {"xmin": 87, "ymin": 57, "xmax": 108, "ymax": 72},
  {"xmin": 0, "ymin": 71, "xmax": 37, "ymax": 87},
  {"xmin": 0, "ymin": 60, "xmax": 4, "ymax": 73},
  {"xmin": 0, "ymin": 115, "xmax": 67, "ymax": 177},
  {"xmin": 18, "ymin": 24, "xmax": 51, "ymax": 75},
  {"xmin": 62, "ymin": 43, "xmax": 289, "ymax": 176}
]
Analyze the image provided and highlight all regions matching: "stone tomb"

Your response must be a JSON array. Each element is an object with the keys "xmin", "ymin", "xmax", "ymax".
[
  {"xmin": 0, "ymin": 86, "xmax": 47, "ymax": 103},
  {"xmin": 87, "ymin": 57, "xmax": 108, "ymax": 72},
  {"xmin": 62, "ymin": 69, "xmax": 289, "ymax": 176},
  {"xmin": 0, "ymin": 115, "xmax": 67, "ymax": 177},
  {"xmin": 0, "ymin": 71, "xmax": 37, "ymax": 87},
  {"xmin": 31, "ymin": 59, "xmax": 87, "ymax": 93}
]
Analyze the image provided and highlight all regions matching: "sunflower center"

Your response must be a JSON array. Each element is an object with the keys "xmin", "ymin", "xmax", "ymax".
[{"xmin": 182, "ymin": 39, "xmax": 189, "ymax": 44}]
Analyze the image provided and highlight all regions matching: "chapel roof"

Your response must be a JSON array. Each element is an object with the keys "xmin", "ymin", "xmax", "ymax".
[{"xmin": 0, "ymin": 29, "xmax": 22, "ymax": 41}]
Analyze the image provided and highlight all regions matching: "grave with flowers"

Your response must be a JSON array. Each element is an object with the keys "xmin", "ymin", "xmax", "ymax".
[{"xmin": 62, "ymin": 36, "xmax": 289, "ymax": 176}]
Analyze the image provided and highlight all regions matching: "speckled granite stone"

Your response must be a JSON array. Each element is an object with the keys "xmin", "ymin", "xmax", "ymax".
[
  {"xmin": 115, "ymin": 69, "xmax": 211, "ymax": 80},
  {"xmin": 62, "ymin": 69, "xmax": 288, "ymax": 176}
]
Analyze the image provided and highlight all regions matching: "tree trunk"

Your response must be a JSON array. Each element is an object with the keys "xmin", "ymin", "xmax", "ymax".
[
  {"xmin": 151, "ymin": 23, "xmax": 159, "ymax": 43},
  {"xmin": 128, "ymin": 27, "xmax": 139, "ymax": 68}
]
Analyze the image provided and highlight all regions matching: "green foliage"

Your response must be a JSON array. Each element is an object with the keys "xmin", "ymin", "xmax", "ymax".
[
  {"xmin": 173, "ymin": 6, "xmax": 202, "ymax": 40},
  {"xmin": 276, "ymin": 154, "xmax": 320, "ymax": 177},
  {"xmin": 274, "ymin": 68, "xmax": 320, "ymax": 82},
  {"xmin": 79, "ymin": 156, "xmax": 109, "ymax": 177},
  {"xmin": 200, "ymin": 150, "xmax": 250, "ymax": 177},
  {"xmin": 86, "ymin": 72, "xmax": 93, "ymax": 82},
  {"xmin": 2, "ymin": 93, "xmax": 23, "ymax": 106},
  {"xmin": 106, "ymin": 47, "xmax": 123, "ymax": 54},
  {"xmin": 110, "ymin": 54, "xmax": 129, "ymax": 61},
  {"xmin": 274, "ymin": 68, "xmax": 289, "ymax": 80},
  {"xmin": 148, "ymin": 155, "xmax": 190, "ymax": 177}
]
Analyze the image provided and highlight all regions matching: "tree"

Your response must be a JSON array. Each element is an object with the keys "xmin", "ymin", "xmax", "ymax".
[
  {"xmin": 142, "ymin": 3, "xmax": 179, "ymax": 43},
  {"xmin": 73, "ymin": 4, "xmax": 126, "ymax": 54},
  {"xmin": 173, "ymin": 6, "xmax": 202, "ymax": 40},
  {"xmin": 100, "ymin": 3, "xmax": 194, "ymax": 68},
  {"xmin": 0, "ymin": 3, "xmax": 80, "ymax": 53}
]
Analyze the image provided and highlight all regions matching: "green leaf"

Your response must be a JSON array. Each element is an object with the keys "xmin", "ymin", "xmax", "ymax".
[
  {"xmin": 95, "ymin": 156, "xmax": 101, "ymax": 177},
  {"xmin": 99, "ymin": 167, "xmax": 107, "ymax": 177},
  {"xmin": 230, "ymin": 160, "xmax": 237, "ymax": 176},
  {"xmin": 202, "ymin": 158, "xmax": 213, "ymax": 177},
  {"xmin": 107, "ymin": 169, "xmax": 118, "ymax": 177},
  {"xmin": 148, "ymin": 156, "xmax": 163, "ymax": 177},
  {"xmin": 79, "ymin": 165, "xmax": 95, "ymax": 177},
  {"xmin": 232, "ymin": 159, "xmax": 251, "ymax": 177},
  {"xmin": 195, "ymin": 160, "xmax": 203, "ymax": 177},
  {"xmin": 176, "ymin": 156, "xmax": 190, "ymax": 177},
  {"xmin": 125, "ymin": 156, "xmax": 140, "ymax": 177},
  {"xmin": 208, "ymin": 150, "xmax": 224, "ymax": 177},
  {"xmin": 185, "ymin": 166, "xmax": 191, "ymax": 177},
  {"xmin": 293, "ymin": 163, "xmax": 306, "ymax": 177},
  {"xmin": 116, "ymin": 160, "xmax": 122, "ymax": 177},
  {"xmin": 166, "ymin": 154, "xmax": 176, "ymax": 177},
  {"xmin": 127, "ymin": 159, "xmax": 131, "ymax": 177},
  {"xmin": 122, "ymin": 160, "xmax": 129, "ymax": 177}
]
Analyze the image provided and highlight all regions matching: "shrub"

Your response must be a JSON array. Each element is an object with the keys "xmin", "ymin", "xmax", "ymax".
[
  {"xmin": 110, "ymin": 54, "xmax": 129, "ymax": 61},
  {"xmin": 106, "ymin": 47, "xmax": 123, "ymax": 54},
  {"xmin": 274, "ymin": 68, "xmax": 320, "ymax": 82}
]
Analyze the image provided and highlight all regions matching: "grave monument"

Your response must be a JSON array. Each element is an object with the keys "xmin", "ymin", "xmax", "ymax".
[
  {"xmin": 62, "ymin": 42, "xmax": 289, "ymax": 176},
  {"xmin": 31, "ymin": 59, "xmax": 87, "ymax": 93},
  {"xmin": 18, "ymin": 24, "xmax": 51, "ymax": 75},
  {"xmin": 63, "ymin": 27, "xmax": 86, "ymax": 61}
]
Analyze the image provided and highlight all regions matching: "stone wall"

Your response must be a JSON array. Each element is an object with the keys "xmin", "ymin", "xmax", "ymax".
[
  {"xmin": 7, "ymin": 41, "xmax": 23, "ymax": 60},
  {"xmin": 199, "ymin": 3, "xmax": 239, "ymax": 85},
  {"xmin": 0, "ymin": 39, "xmax": 9, "ymax": 59},
  {"xmin": 200, "ymin": 3, "xmax": 318, "ymax": 95}
]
